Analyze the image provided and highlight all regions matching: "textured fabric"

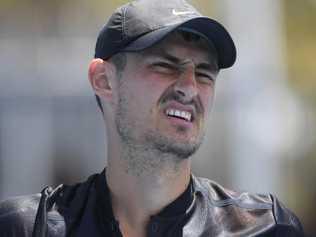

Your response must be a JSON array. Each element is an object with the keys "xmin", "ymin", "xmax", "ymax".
[{"xmin": 0, "ymin": 171, "xmax": 305, "ymax": 237}]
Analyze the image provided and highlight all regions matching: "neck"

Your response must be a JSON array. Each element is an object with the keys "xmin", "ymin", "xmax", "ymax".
[{"xmin": 106, "ymin": 139, "xmax": 191, "ymax": 236}]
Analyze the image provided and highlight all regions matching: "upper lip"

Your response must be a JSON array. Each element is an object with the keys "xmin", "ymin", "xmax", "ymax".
[{"xmin": 162, "ymin": 101, "xmax": 196, "ymax": 122}]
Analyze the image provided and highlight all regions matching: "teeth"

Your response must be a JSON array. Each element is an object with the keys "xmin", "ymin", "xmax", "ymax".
[
  {"xmin": 181, "ymin": 111, "xmax": 186, "ymax": 119},
  {"xmin": 166, "ymin": 109, "xmax": 192, "ymax": 121}
]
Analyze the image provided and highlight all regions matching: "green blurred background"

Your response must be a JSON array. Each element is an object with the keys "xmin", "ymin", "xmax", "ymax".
[{"xmin": 0, "ymin": 0, "xmax": 315, "ymax": 235}]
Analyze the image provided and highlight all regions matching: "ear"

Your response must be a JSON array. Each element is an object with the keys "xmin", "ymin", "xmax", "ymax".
[{"xmin": 88, "ymin": 58, "xmax": 115, "ymax": 101}]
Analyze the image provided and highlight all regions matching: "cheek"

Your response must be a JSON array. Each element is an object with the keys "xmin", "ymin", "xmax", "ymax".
[
  {"xmin": 135, "ymin": 75, "xmax": 170, "ymax": 102},
  {"xmin": 199, "ymin": 86, "xmax": 215, "ymax": 113},
  {"xmin": 122, "ymin": 79, "xmax": 163, "ymax": 118}
]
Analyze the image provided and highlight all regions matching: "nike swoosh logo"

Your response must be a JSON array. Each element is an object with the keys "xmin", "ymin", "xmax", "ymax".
[{"xmin": 172, "ymin": 9, "xmax": 194, "ymax": 16}]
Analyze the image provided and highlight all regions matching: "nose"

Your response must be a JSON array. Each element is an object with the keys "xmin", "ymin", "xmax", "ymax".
[{"xmin": 173, "ymin": 64, "xmax": 198, "ymax": 102}]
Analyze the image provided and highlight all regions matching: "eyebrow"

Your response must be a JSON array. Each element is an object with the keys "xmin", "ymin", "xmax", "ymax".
[{"xmin": 147, "ymin": 49, "xmax": 218, "ymax": 72}]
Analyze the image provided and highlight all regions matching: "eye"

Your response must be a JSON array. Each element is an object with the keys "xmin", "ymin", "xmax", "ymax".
[
  {"xmin": 196, "ymin": 72, "xmax": 215, "ymax": 84},
  {"xmin": 151, "ymin": 62, "xmax": 178, "ymax": 73}
]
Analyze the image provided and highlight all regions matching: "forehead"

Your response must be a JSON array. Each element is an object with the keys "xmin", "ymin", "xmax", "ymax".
[{"xmin": 138, "ymin": 31, "xmax": 218, "ymax": 64}]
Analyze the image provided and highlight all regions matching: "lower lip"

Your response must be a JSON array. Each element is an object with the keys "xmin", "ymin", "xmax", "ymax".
[{"xmin": 165, "ymin": 115, "xmax": 194, "ymax": 128}]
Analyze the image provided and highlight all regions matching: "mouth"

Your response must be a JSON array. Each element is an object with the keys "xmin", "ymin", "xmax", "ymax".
[{"xmin": 165, "ymin": 108, "xmax": 192, "ymax": 122}]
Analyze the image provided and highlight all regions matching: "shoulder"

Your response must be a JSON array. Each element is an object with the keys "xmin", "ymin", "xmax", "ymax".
[
  {"xmin": 193, "ymin": 176, "xmax": 273, "ymax": 209},
  {"xmin": 0, "ymin": 173, "xmax": 100, "ymax": 237},
  {"xmin": 192, "ymin": 176, "xmax": 304, "ymax": 236},
  {"xmin": 0, "ymin": 194, "xmax": 41, "ymax": 237},
  {"xmin": 270, "ymin": 195, "xmax": 305, "ymax": 236}
]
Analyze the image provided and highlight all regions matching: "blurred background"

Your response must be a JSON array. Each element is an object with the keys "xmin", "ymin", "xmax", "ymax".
[{"xmin": 0, "ymin": 0, "xmax": 315, "ymax": 235}]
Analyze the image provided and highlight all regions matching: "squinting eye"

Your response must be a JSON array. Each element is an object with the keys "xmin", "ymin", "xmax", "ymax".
[
  {"xmin": 196, "ymin": 73, "xmax": 214, "ymax": 83},
  {"xmin": 152, "ymin": 62, "xmax": 176, "ymax": 70},
  {"xmin": 149, "ymin": 62, "xmax": 180, "ymax": 76}
]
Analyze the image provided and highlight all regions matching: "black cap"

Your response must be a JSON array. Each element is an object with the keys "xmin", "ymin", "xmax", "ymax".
[{"xmin": 95, "ymin": 0, "xmax": 236, "ymax": 69}]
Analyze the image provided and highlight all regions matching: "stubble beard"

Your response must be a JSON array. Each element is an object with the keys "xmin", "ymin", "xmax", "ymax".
[{"xmin": 115, "ymin": 84, "xmax": 205, "ymax": 176}]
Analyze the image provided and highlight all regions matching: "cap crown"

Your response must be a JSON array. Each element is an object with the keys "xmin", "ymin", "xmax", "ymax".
[
  {"xmin": 95, "ymin": 0, "xmax": 237, "ymax": 68},
  {"xmin": 124, "ymin": 0, "xmax": 200, "ymax": 37}
]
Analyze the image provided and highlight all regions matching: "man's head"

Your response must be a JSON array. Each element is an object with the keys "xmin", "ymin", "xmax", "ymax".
[{"xmin": 89, "ymin": 0, "xmax": 236, "ymax": 159}]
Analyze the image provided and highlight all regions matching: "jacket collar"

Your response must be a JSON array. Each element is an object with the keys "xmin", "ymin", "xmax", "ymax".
[{"xmin": 95, "ymin": 169, "xmax": 198, "ymax": 235}]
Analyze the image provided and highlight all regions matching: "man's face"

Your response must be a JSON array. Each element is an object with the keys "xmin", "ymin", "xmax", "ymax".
[{"xmin": 114, "ymin": 32, "xmax": 218, "ymax": 159}]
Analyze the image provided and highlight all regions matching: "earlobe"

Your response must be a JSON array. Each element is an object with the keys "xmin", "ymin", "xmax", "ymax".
[{"xmin": 88, "ymin": 58, "xmax": 114, "ymax": 100}]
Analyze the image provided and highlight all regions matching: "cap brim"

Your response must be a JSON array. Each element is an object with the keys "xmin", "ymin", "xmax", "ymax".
[{"xmin": 123, "ymin": 17, "xmax": 236, "ymax": 69}]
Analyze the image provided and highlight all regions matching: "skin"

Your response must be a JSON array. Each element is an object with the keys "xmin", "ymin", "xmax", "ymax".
[{"xmin": 89, "ymin": 32, "xmax": 219, "ymax": 237}]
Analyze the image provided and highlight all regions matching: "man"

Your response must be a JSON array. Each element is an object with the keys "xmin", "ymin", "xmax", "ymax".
[{"xmin": 0, "ymin": 0, "xmax": 304, "ymax": 236}]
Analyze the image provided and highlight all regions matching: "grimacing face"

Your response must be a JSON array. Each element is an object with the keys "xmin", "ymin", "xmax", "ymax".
[{"xmin": 114, "ymin": 32, "xmax": 219, "ymax": 159}]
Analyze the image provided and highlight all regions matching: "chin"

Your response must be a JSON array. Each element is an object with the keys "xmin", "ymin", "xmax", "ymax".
[
  {"xmin": 161, "ymin": 143, "xmax": 200, "ymax": 160},
  {"xmin": 146, "ymin": 131, "xmax": 204, "ymax": 160}
]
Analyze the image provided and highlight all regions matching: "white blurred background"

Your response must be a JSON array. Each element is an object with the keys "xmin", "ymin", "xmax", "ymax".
[{"xmin": 0, "ymin": 0, "xmax": 315, "ymax": 235}]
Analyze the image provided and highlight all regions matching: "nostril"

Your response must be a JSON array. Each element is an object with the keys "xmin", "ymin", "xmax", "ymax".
[
  {"xmin": 174, "ymin": 83, "xmax": 198, "ymax": 102},
  {"xmin": 175, "ymin": 88, "xmax": 186, "ymax": 97}
]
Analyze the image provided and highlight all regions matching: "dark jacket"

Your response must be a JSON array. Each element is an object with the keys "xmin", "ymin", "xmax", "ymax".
[{"xmin": 0, "ymin": 171, "xmax": 304, "ymax": 237}]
